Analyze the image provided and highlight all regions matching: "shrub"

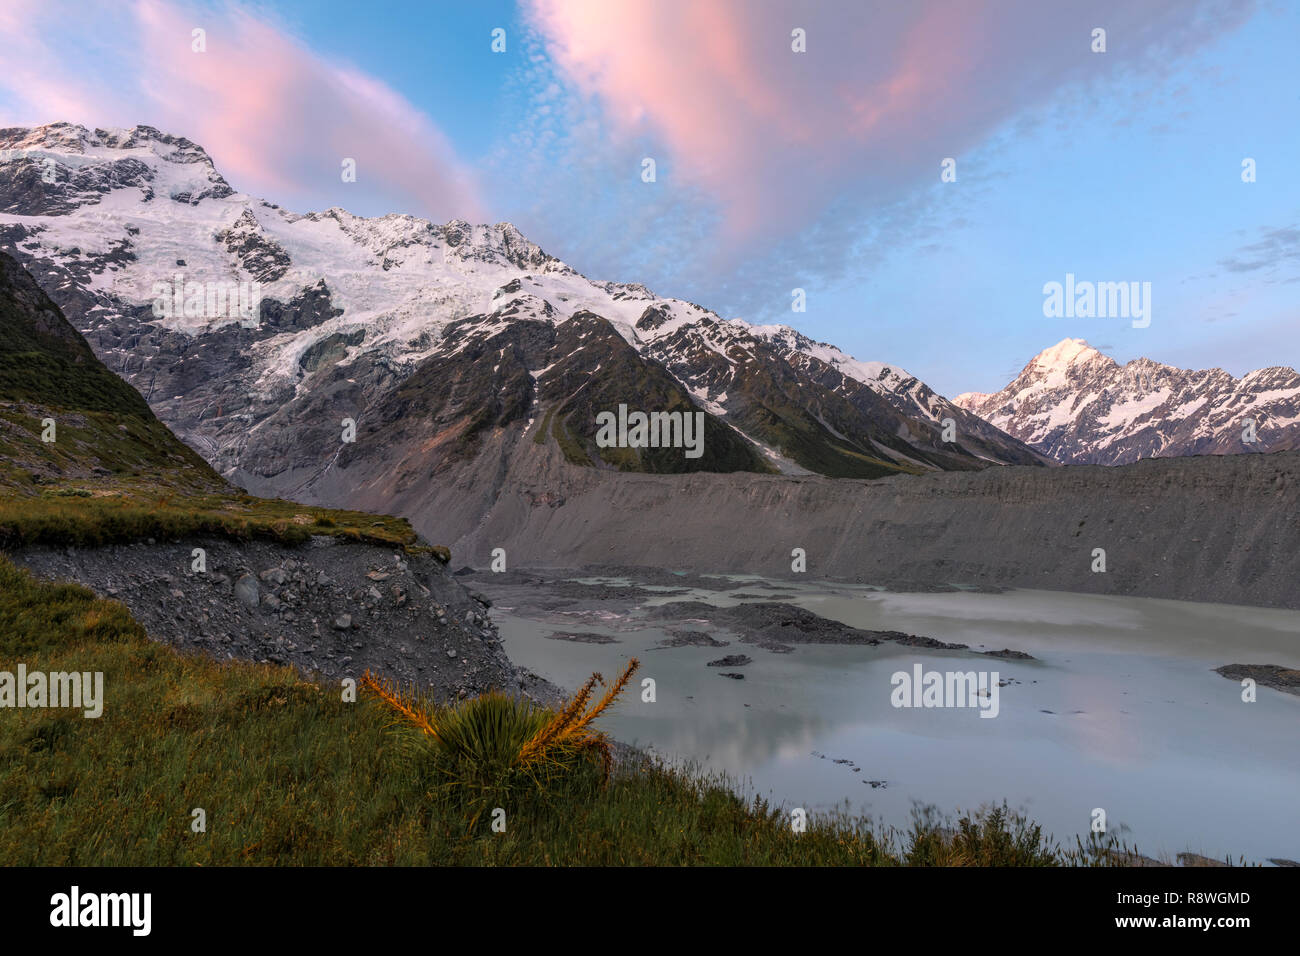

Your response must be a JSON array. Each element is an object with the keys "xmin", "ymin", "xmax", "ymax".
[{"xmin": 362, "ymin": 661, "xmax": 639, "ymax": 827}]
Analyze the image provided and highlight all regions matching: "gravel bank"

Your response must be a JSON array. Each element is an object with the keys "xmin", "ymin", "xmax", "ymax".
[{"xmin": 11, "ymin": 535, "xmax": 562, "ymax": 706}]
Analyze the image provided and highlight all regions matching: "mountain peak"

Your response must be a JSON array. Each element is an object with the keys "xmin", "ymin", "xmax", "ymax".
[
  {"xmin": 0, "ymin": 121, "xmax": 234, "ymax": 215},
  {"xmin": 437, "ymin": 219, "xmax": 572, "ymax": 274},
  {"xmin": 1031, "ymin": 337, "xmax": 1106, "ymax": 370},
  {"xmin": 0, "ymin": 122, "xmax": 220, "ymax": 166}
]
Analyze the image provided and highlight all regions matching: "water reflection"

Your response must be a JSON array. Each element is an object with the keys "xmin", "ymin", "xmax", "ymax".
[{"xmin": 494, "ymin": 580, "xmax": 1300, "ymax": 863}]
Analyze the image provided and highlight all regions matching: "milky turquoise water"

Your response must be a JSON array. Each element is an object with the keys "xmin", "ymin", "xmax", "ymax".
[{"xmin": 493, "ymin": 578, "xmax": 1300, "ymax": 863}]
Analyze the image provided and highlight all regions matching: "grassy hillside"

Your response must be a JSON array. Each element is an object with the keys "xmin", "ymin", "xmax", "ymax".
[{"xmin": 0, "ymin": 249, "xmax": 225, "ymax": 495}]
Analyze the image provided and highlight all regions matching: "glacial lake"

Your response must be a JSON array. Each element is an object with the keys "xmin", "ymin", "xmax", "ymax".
[{"xmin": 490, "ymin": 575, "xmax": 1300, "ymax": 864}]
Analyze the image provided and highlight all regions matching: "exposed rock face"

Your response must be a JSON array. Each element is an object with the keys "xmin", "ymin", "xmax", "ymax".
[
  {"xmin": 215, "ymin": 209, "xmax": 290, "ymax": 283},
  {"xmin": 0, "ymin": 153, "xmax": 154, "ymax": 216},
  {"xmin": 955, "ymin": 338, "xmax": 1300, "ymax": 464},
  {"xmin": 638, "ymin": 316, "xmax": 1049, "ymax": 476},
  {"xmin": 317, "ymin": 309, "xmax": 772, "ymax": 492},
  {"xmin": 0, "ymin": 123, "xmax": 233, "ymax": 216}
]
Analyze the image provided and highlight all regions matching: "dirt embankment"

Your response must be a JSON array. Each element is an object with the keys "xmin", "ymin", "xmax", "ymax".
[{"xmin": 303, "ymin": 432, "xmax": 1300, "ymax": 611}]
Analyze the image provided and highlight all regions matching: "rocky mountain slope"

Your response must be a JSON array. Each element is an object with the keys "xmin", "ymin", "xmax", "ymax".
[
  {"xmin": 954, "ymin": 338, "xmax": 1300, "ymax": 465},
  {"xmin": 0, "ymin": 122, "xmax": 1048, "ymax": 504}
]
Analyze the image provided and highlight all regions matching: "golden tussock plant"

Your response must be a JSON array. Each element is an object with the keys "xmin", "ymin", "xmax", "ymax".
[
  {"xmin": 360, "ymin": 659, "xmax": 639, "ymax": 827},
  {"xmin": 358, "ymin": 670, "xmax": 440, "ymax": 739}
]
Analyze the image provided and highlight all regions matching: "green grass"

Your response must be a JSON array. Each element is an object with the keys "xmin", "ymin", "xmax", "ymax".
[
  {"xmin": 0, "ymin": 553, "xmax": 1184, "ymax": 866},
  {"xmin": 0, "ymin": 404, "xmax": 220, "ymax": 493},
  {"xmin": 0, "ymin": 487, "xmax": 446, "ymax": 559},
  {"xmin": 550, "ymin": 403, "xmax": 591, "ymax": 466},
  {"xmin": 0, "ymin": 340, "xmax": 156, "ymax": 418},
  {"xmin": 738, "ymin": 400, "xmax": 924, "ymax": 479}
]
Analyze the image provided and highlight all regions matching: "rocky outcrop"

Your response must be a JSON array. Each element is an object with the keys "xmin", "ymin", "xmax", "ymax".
[
  {"xmin": 13, "ymin": 536, "xmax": 559, "ymax": 703},
  {"xmin": 216, "ymin": 209, "xmax": 291, "ymax": 283}
]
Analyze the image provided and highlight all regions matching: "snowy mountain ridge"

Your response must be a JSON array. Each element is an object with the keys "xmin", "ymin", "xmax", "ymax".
[
  {"xmin": 0, "ymin": 121, "xmax": 1048, "ymax": 486},
  {"xmin": 954, "ymin": 338, "xmax": 1300, "ymax": 464}
]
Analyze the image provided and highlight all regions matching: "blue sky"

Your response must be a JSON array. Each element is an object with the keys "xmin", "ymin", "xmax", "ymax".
[{"xmin": 1, "ymin": 0, "xmax": 1296, "ymax": 396}]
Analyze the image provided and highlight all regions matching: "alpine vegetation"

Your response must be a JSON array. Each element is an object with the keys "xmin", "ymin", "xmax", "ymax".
[{"xmin": 360, "ymin": 659, "xmax": 639, "ymax": 826}]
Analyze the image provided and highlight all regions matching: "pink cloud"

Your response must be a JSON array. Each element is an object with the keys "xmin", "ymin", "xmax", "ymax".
[
  {"xmin": 524, "ymin": 0, "xmax": 1254, "ymax": 243},
  {"xmin": 0, "ymin": 0, "xmax": 122, "ymax": 123},
  {"xmin": 0, "ymin": 0, "xmax": 484, "ymax": 222}
]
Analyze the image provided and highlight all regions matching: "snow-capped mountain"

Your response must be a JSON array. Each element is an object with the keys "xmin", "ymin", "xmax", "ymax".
[
  {"xmin": 0, "ymin": 122, "xmax": 1047, "ymax": 499},
  {"xmin": 954, "ymin": 338, "xmax": 1300, "ymax": 464}
]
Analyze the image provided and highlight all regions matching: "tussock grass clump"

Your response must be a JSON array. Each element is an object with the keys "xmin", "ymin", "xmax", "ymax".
[
  {"xmin": 903, "ymin": 803, "xmax": 1061, "ymax": 866},
  {"xmin": 361, "ymin": 661, "xmax": 638, "ymax": 826}
]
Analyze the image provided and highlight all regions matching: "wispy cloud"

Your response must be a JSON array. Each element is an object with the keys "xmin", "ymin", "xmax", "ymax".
[
  {"xmin": 0, "ymin": 0, "xmax": 485, "ymax": 221},
  {"xmin": 1219, "ymin": 224, "xmax": 1300, "ymax": 275},
  {"xmin": 513, "ymin": 0, "xmax": 1256, "ymax": 315}
]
